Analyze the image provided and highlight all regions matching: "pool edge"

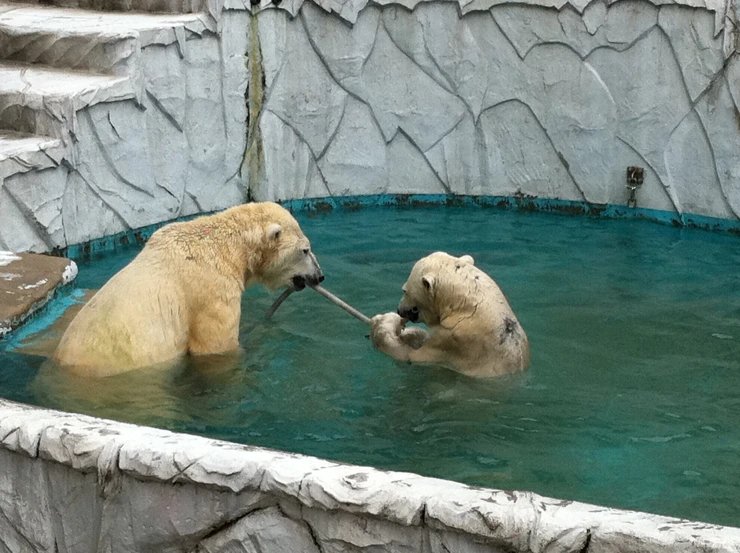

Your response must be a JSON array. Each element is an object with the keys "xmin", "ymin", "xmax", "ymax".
[
  {"xmin": 1, "ymin": 396, "xmax": 739, "ymax": 550},
  {"xmin": 57, "ymin": 195, "xmax": 740, "ymax": 262}
]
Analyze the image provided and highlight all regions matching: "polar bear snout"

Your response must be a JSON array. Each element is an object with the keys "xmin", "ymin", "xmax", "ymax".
[
  {"xmin": 292, "ymin": 275, "xmax": 307, "ymax": 290},
  {"xmin": 397, "ymin": 305, "xmax": 419, "ymax": 322},
  {"xmin": 290, "ymin": 247, "xmax": 324, "ymax": 291},
  {"xmin": 292, "ymin": 270, "xmax": 324, "ymax": 291}
]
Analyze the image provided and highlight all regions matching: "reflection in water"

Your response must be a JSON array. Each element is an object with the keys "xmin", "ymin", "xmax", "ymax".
[{"xmin": 32, "ymin": 350, "xmax": 251, "ymax": 428}]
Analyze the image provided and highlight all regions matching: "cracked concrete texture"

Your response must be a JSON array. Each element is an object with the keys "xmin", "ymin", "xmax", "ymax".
[
  {"xmin": 2, "ymin": 0, "xmax": 738, "ymax": 250},
  {"xmin": 270, "ymin": 0, "xmax": 732, "ymax": 25},
  {"xmin": 2, "ymin": 398, "xmax": 740, "ymax": 552},
  {"xmin": 198, "ymin": 506, "xmax": 321, "ymax": 553},
  {"xmin": 0, "ymin": 10, "xmax": 247, "ymax": 252},
  {"xmin": 252, "ymin": 0, "xmax": 740, "ymax": 221}
]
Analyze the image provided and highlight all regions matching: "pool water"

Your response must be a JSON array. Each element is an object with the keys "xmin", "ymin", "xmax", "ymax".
[{"xmin": 3, "ymin": 206, "xmax": 740, "ymax": 527}]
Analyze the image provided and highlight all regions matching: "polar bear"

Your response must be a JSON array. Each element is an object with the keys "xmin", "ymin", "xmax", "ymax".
[
  {"xmin": 370, "ymin": 252, "xmax": 529, "ymax": 377},
  {"xmin": 53, "ymin": 202, "xmax": 323, "ymax": 377}
]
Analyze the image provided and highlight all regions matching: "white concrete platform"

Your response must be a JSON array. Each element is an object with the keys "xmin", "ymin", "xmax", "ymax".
[
  {"xmin": 0, "ymin": 60, "xmax": 136, "ymax": 140},
  {"xmin": 0, "ymin": 4, "xmax": 212, "ymax": 74},
  {"xmin": 4, "ymin": 0, "xmax": 204, "ymax": 14},
  {"xmin": 0, "ymin": 129, "xmax": 63, "ymax": 188},
  {"xmin": 0, "ymin": 130, "xmax": 62, "ymax": 164}
]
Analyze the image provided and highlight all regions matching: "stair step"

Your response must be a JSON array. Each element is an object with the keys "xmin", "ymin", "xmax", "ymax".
[
  {"xmin": 0, "ymin": 130, "xmax": 63, "ymax": 164},
  {"xmin": 0, "ymin": 61, "xmax": 136, "ymax": 139},
  {"xmin": 0, "ymin": 5, "xmax": 211, "ymax": 74},
  {"xmin": 4, "ymin": 0, "xmax": 204, "ymax": 14}
]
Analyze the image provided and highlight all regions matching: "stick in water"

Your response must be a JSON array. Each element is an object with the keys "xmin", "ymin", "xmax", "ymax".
[
  {"xmin": 309, "ymin": 284, "xmax": 371, "ymax": 325},
  {"xmin": 265, "ymin": 284, "xmax": 370, "ymax": 325},
  {"xmin": 265, "ymin": 288, "xmax": 294, "ymax": 320}
]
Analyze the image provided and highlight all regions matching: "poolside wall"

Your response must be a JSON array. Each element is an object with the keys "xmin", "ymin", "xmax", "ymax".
[
  {"xmin": 247, "ymin": 0, "xmax": 740, "ymax": 229},
  {"xmin": 2, "ymin": 397, "xmax": 740, "ymax": 553},
  {"xmin": 0, "ymin": 0, "xmax": 739, "ymax": 253}
]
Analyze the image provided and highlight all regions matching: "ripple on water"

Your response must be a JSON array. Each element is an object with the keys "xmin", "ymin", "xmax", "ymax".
[{"xmin": 2, "ymin": 206, "xmax": 740, "ymax": 527}]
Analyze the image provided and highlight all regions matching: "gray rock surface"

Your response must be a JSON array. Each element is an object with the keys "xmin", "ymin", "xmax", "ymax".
[
  {"xmin": 245, "ymin": 0, "xmax": 740, "ymax": 224},
  {"xmin": 0, "ymin": 6, "xmax": 246, "ymax": 252},
  {"xmin": 1, "ymin": 0, "xmax": 739, "ymax": 250}
]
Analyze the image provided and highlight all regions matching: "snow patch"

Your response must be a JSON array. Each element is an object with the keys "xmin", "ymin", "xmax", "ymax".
[
  {"xmin": 0, "ymin": 252, "xmax": 21, "ymax": 267},
  {"xmin": 62, "ymin": 262, "xmax": 78, "ymax": 285},
  {"xmin": 19, "ymin": 279, "xmax": 48, "ymax": 290}
]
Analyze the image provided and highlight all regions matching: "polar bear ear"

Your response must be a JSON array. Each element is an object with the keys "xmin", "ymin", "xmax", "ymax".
[
  {"xmin": 459, "ymin": 255, "xmax": 475, "ymax": 266},
  {"xmin": 266, "ymin": 224, "xmax": 283, "ymax": 241},
  {"xmin": 421, "ymin": 275, "xmax": 435, "ymax": 292}
]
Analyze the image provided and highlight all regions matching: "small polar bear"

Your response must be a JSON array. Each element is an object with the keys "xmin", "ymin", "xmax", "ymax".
[
  {"xmin": 53, "ymin": 202, "xmax": 323, "ymax": 377},
  {"xmin": 370, "ymin": 251, "xmax": 530, "ymax": 377}
]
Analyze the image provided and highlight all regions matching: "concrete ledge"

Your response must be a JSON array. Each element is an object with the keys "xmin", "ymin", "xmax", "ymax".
[
  {"xmin": 0, "ymin": 251, "xmax": 76, "ymax": 338},
  {"xmin": 1, "ymin": 397, "xmax": 739, "ymax": 552}
]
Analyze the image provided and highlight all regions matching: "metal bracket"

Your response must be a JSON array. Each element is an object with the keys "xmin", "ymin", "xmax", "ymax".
[{"xmin": 626, "ymin": 166, "xmax": 644, "ymax": 208}]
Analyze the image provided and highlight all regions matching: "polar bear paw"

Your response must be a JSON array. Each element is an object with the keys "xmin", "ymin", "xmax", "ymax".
[
  {"xmin": 370, "ymin": 312, "xmax": 430, "ymax": 358},
  {"xmin": 370, "ymin": 312, "xmax": 405, "ymax": 350}
]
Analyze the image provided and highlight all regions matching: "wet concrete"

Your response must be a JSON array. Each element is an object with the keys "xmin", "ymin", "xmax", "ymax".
[
  {"xmin": 12, "ymin": 289, "xmax": 95, "ymax": 357},
  {"xmin": 0, "ymin": 252, "xmax": 77, "ymax": 337}
]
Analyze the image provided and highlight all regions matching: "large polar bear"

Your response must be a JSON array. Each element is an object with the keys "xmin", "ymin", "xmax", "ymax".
[
  {"xmin": 370, "ymin": 252, "xmax": 529, "ymax": 377},
  {"xmin": 53, "ymin": 202, "xmax": 323, "ymax": 377}
]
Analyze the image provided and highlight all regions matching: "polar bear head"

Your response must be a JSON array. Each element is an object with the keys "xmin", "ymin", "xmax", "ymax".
[
  {"xmin": 230, "ymin": 202, "xmax": 324, "ymax": 292},
  {"xmin": 396, "ymin": 251, "xmax": 475, "ymax": 325}
]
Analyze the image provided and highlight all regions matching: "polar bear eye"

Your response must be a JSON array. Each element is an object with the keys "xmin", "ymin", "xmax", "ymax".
[{"xmin": 302, "ymin": 248, "xmax": 309, "ymax": 255}]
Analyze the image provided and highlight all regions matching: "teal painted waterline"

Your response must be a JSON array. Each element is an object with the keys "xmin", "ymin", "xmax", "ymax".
[
  {"xmin": 60, "ymin": 195, "xmax": 740, "ymax": 261},
  {"xmin": 1, "ymin": 288, "xmax": 87, "ymax": 351}
]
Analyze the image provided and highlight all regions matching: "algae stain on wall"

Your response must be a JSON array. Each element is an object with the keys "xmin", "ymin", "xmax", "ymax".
[{"xmin": 243, "ymin": 13, "xmax": 266, "ymax": 201}]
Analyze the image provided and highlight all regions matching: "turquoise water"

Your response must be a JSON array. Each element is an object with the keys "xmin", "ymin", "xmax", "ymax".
[{"xmin": 3, "ymin": 206, "xmax": 740, "ymax": 527}]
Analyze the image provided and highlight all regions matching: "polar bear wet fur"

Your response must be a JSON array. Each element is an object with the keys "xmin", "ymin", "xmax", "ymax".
[
  {"xmin": 371, "ymin": 252, "xmax": 529, "ymax": 377},
  {"xmin": 53, "ymin": 202, "xmax": 323, "ymax": 377}
]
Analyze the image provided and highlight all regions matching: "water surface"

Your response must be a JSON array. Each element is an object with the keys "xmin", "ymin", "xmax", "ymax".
[{"xmin": 3, "ymin": 206, "xmax": 740, "ymax": 527}]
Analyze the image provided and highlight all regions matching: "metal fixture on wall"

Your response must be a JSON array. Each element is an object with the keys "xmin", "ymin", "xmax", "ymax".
[{"xmin": 626, "ymin": 166, "xmax": 644, "ymax": 208}]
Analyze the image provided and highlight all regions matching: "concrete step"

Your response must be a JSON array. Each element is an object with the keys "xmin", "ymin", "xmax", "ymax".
[
  {"xmin": 4, "ymin": 0, "xmax": 203, "ymax": 14},
  {"xmin": 0, "ymin": 4, "xmax": 211, "ymax": 75},
  {"xmin": 0, "ymin": 130, "xmax": 63, "ymax": 166},
  {"xmin": 0, "ymin": 251, "xmax": 77, "ymax": 338},
  {"xmin": 0, "ymin": 60, "xmax": 136, "ymax": 142},
  {"xmin": 0, "ymin": 130, "xmax": 65, "ymax": 198}
]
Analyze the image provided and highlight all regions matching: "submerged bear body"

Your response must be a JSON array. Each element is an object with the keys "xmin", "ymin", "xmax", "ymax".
[
  {"xmin": 371, "ymin": 252, "xmax": 529, "ymax": 377},
  {"xmin": 54, "ymin": 202, "xmax": 323, "ymax": 377}
]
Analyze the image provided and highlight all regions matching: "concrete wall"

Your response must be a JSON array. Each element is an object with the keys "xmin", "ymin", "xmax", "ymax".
[
  {"xmin": 247, "ymin": 0, "xmax": 740, "ymax": 223},
  {"xmin": 1, "ymin": 0, "xmax": 739, "ymax": 253},
  {"xmin": 2, "ymin": 397, "xmax": 740, "ymax": 553},
  {"xmin": 0, "ymin": 10, "xmax": 250, "ymax": 253}
]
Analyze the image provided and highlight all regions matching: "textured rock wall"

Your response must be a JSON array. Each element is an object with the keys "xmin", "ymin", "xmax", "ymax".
[
  {"xmin": 2, "ymin": 398, "xmax": 740, "ymax": 553},
  {"xmin": 1, "ymin": 0, "xmax": 738, "ymax": 253},
  {"xmin": 248, "ymin": 0, "xmax": 740, "ymax": 222},
  {"xmin": 0, "ymin": 10, "xmax": 249, "ymax": 253}
]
